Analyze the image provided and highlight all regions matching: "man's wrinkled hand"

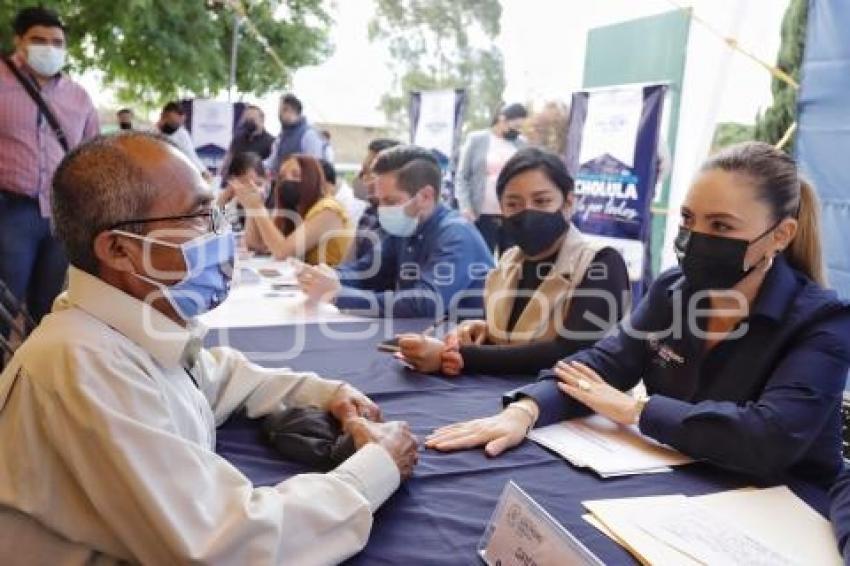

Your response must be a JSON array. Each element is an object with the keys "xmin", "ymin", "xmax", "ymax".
[
  {"xmin": 296, "ymin": 262, "xmax": 341, "ymax": 304},
  {"xmin": 345, "ymin": 418, "xmax": 419, "ymax": 480},
  {"xmin": 328, "ymin": 384, "xmax": 382, "ymax": 425}
]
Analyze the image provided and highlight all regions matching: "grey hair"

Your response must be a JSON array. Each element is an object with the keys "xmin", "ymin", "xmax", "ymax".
[{"xmin": 51, "ymin": 132, "xmax": 167, "ymax": 274}]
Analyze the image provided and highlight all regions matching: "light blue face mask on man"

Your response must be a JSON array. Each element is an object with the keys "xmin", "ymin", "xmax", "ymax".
[
  {"xmin": 377, "ymin": 202, "xmax": 419, "ymax": 237},
  {"xmin": 113, "ymin": 230, "xmax": 236, "ymax": 320}
]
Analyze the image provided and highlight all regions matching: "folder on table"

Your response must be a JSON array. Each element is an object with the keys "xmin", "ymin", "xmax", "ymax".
[{"xmin": 582, "ymin": 486, "xmax": 842, "ymax": 565}]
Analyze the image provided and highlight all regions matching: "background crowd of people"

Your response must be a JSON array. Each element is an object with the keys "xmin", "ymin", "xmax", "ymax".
[{"xmin": 1, "ymin": 5, "xmax": 850, "ymax": 565}]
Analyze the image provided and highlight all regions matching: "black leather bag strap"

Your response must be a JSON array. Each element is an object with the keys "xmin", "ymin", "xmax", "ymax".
[{"xmin": 2, "ymin": 56, "xmax": 69, "ymax": 153}]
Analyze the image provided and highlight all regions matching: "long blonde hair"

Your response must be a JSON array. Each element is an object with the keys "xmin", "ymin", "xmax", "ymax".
[{"xmin": 702, "ymin": 142, "xmax": 826, "ymax": 286}]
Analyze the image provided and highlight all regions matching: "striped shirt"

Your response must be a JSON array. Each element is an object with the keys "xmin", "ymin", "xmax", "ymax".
[{"xmin": 0, "ymin": 53, "xmax": 100, "ymax": 216}]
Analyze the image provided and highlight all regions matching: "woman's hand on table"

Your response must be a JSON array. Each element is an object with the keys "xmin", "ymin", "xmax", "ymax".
[
  {"xmin": 455, "ymin": 319, "xmax": 487, "ymax": 346},
  {"xmin": 397, "ymin": 334, "xmax": 446, "ymax": 374},
  {"xmin": 440, "ymin": 332, "xmax": 463, "ymax": 376},
  {"xmin": 327, "ymin": 384, "xmax": 382, "ymax": 425},
  {"xmin": 345, "ymin": 418, "xmax": 419, "ymax": 480},
  {"xmin": 553, "ymin": 361, "xmax": 640, "ymax": 426},
  {"xmin": 425, "ymin": 400, "xmax": 538, "ymax": 457}
]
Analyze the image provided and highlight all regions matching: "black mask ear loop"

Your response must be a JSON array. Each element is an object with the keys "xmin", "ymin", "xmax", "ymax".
[{"xmin": 745, "ymin": 219, "xmax": 784, "ymax": 272}]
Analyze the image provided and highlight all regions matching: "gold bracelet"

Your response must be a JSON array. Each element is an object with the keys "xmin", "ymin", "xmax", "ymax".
[
  {"xmin": 634, "ymin": 395, "xmax": 650, "ymax": 424},
  {"xmin": 506, "ymin": 403, "xmax": 537, "ymax": 434}
]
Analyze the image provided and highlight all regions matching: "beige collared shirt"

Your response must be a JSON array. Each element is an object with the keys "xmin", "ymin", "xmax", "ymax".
[{"xmin": 0, "ymin": 268, "xmax": 399, "ymax": 565}]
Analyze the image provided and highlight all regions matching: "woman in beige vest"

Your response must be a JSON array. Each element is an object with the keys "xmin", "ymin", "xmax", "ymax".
[{"xmin": 399, "ymin": 147, "xmax": 630, "ymax": 376}]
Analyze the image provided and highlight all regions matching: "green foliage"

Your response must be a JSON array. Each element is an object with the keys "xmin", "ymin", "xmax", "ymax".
[
  {"xmin": 525, "ymin": 101, "xmax": 569, "ymax": 155},
  {"xmin": 0, "ymin": 0, "xmax": 332, "ymax": 106},
  {"xmin": 711, "ymin": 122, "xmax": 755, "ymax": 152},
  {"xmin": 370, "ymin": 0, "xmax": 505, "ymax": 131},
  {"xmin": 753, "ymin": 0, "xmax": 807, "ymax": 151}
]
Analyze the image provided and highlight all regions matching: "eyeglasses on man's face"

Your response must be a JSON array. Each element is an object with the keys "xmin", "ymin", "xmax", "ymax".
[{"xmin": 108, "ymin": 207, "xmax": 231, "ymax": 236}]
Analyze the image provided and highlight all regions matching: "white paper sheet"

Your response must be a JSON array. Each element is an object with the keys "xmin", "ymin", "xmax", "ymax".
[
  {"xmin": 199, "ymin": 286, "xmax": 366, "ymax": 329},
  {"xmin": 199, "ymin": 258, "xmax": 367, "ymax": 328},
  {"xmin": 637, "ymin": 500, "xmax": 795, "ymax": 565},
  {"xmin": 583, "ymin": 495, "xmax": 699, "ymax": 565},
  {"xmin": 528, "ymin": 415, "xmax": 693, "ymax": 477},
  {"xmin": 237, "ymin": 257, "xmax": 298, "ymax": 286},
  {"xmin": 693, "ymin": 486, "xmax": 842, "ymax": 565},
  {"xmin": 583, "ymin": 486, "xmax": 842, "ymax": 566}
]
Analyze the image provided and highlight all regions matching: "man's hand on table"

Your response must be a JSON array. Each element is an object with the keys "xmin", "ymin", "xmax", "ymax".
[
  {"xmin": 345, "ymin": 418, "xmax": 419, "ymax": 480},
  {"xmin": 296, "ymin": 261, "xmax": 342, "ymax": 304},
  {"xmin": 328, "ymin": 384, "xmax": 382, "ymax": 425}
]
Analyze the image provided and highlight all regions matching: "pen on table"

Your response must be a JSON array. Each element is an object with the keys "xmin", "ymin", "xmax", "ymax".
[
  {"xmin": 421, "ymin": 314, "xmax": 450, "ymax": 337},
  {"xmin": 383, "ymin": 315, "xmax": 450, "ymax": 354}
]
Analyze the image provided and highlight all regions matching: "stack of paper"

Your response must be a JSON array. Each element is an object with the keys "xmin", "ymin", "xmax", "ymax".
[
  {"xmin": 199, "ymin": 258, "xmax": 367, "ymax": 329},
  {"xmin": 238, "ymin": 257, "xmax": 299, "ymax": 286},
  {"xmin": 527, "ymin": 415, "xmax": 693, "ymax": 477},
  {"xmin": 199, "ymin": 285, "xmax": 367, "ymax": 329},
  {"xmin": 582, "ymin": 486, "xmax": 842, "ymax": 565}
]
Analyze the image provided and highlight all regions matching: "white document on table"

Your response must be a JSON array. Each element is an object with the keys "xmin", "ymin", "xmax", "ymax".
[
  {"xmin": 199, "ymin": 285, "xmax": 367, "ymax": 329},
  {"xmin": 583, "ymin": 486, "xmax": 842, "ymax": 566},
  {"xmin": 238, "ymin": 257, "xmax": 299, "ymax": 286},
  {"xmin": 637, "ymin": 499, "xmax": 795, "ymax": 565},
  {"xmin": 199, "ymin": 256, "xmax": 369, "ymax": 328},
  {"xmin": 692, "ymin": 486, "xmax": 842, "ymax": 565},
  {"xmin": 527, "ymin": 415, "xmax": 693, "ymax": 477},
  {"xmin": 584, "ymin": 495, "xmax": 700, "ymax": 565}
]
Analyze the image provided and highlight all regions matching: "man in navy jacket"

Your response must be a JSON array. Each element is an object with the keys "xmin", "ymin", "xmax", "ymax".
[{"xmin": 298, "ymin": 145, "xmax": 493, "ymax": 319}]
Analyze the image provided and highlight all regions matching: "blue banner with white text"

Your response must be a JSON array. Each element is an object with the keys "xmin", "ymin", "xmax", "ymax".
[{"xmin": 564, "ymin": 84, "xmax": 666, "ymax": 297}]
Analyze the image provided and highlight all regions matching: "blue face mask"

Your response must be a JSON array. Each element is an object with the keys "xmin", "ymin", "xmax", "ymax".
[
  {"xmin": 115, "ymin": 230, "xmax": 235, "ymax": 320},
  {"xmin": 378, "ymin": 200, "xmax": 419, "ymax": 237}
]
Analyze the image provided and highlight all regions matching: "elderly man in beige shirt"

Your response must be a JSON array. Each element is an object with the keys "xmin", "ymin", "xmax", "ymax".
[{"xmin": 0, "ymin": 131, "xmax": 417, "ymax": 565}]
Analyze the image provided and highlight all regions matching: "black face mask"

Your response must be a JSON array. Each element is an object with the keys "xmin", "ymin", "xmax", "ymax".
[
  {"xmin": 503, "ymin": 209, "xmax": 569, "ymax": 257},
  {"xmin": 280, "ymin": 116, "xmax": 300, "ymax": 129},
  {"xmin": 240, "ymin": 120, "xmax": 258, "ymax": 136},
  {"xmin": 160, "ymin": 122, "xmax": 180, "ymax": 135},
  {"xmin": 503, "ymin": 128, "xmax": 520, "ymax": 141},
  {"xmin": 277, "ymin": 180, "xmax": 301, "ymax": 210},
  {"xmin": 119, "ymin": 122, "xmax": 132, "ymax": 130},
  {"xmin": 674, "ymin": 223, "xmax": 777, "ymax": 292}
]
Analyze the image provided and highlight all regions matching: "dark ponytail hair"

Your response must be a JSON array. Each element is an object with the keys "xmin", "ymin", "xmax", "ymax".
[{"xmin": 701, "ymin": 141, "xmax": 826, "ymax": 286}]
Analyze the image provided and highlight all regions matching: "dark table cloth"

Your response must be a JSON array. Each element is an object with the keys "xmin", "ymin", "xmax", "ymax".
[{"xmin": 208, "ymin": 319, "xmax": 829, "ymax": 565}]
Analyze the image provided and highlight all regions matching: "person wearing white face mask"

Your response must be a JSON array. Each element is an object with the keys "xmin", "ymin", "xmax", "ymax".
[
  {"xmin": 297, "ymin": 145, "xmax": 494, "ymax": 319},
  {"xmin": 0, "ymin": 132, "xmax": 419, "ymax": 564},
  {"xmin": 0, "ymin": 7, "xmax": 99, "ymax": 334}
]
